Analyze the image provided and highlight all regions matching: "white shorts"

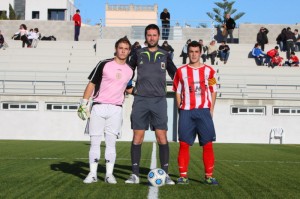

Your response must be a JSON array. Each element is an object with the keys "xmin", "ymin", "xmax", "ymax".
[{"xmin": 88, "ymin": 104, "xmax": 123, "ymax": 138}]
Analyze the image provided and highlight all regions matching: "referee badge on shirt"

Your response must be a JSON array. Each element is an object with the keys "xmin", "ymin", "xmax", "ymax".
[{"xmin": 161, "ymin": 62, "xmax": 166, "ymax": 70}]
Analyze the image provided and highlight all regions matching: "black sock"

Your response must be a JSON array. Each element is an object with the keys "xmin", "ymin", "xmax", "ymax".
[
  {"xmin": 131, "ymin": 143, "xmax": 141, "ymax": 176},
  {"xmin": 159, "ymin": 143, "xmax": 169, "ymax": 174}
]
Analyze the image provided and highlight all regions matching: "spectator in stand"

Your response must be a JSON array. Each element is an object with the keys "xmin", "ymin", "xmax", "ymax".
[
  {"xmin": 207, "ymin": 40, "xmax": 218, "ymax": 65},
  {"xmin": 285, "ymin": 27, "xmax": 295, "ymax": 59},
  {"xmin": 160, "ymin": 8, "xmax": 170, "ymax": 40},
  {"xmin": 18, "ymin": 24, "xmax": 31, "ymax": 48},
  {"xmin": 257, "ymin": 27, "xmax": 269, "ymax": 51},
  {"xmin": 265, "ymin": 46, "xmax": 279, "ymax": 66},
  {"xmin": 270, "ymin": 53, "xmax": 283, "ymax": 68},
  {"xmin": 223, "ymin": 13, "xmax": 236, "ymax": 43},
  {"xmin": 294, "ymin": 29, "xmax": 300, "ymax": 52},
  {"xmin": 252, "ymin": 43, "xmax": 266, "ymax": 66},
  {"xmin": 72, "ymin": 9, "xmax": 81, "ymax": 41},
  {"xmin": 199, "ymin": 39, "xmax": 208, "ymax": 63},
  {"xmin": 180, "ymin": 39, "xmax": 191, "ymax": 64},
  {"xmin": 218, "ymin": 41, "xmax": 230, "ymax": 64},
  {"xmin": 129, "ymin": 41, "xmax": 141, "ymax": 60},
  {"xmin": 161, "ymin": 40, "xmax": 174, "ymax": 60},
  {"xmin": 285, "ymin": 51, "xmax": 299, "ymax": 66},
  {"xmin": 0, "ymin": 30, "xmax": 4, "ymax": 49},
  {"xmin": 276, "ymin": 28, "xmax": 286, "ymax": 52}
]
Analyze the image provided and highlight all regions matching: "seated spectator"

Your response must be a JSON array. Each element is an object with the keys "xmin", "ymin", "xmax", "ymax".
[
  {"xmin": 285, "ymin": 51, "xmax": 299, "ymax": 66},
  {"xmin": 207, "ymin": 40, "xmax": 218, "ymax": 65},
  {"xmin": 265, "ymin": 46, "xmax": 279, "ymax": 66},
  {"xmin": 0, "ymin": 30, "xmax": 4, "ymax": 49},
  {"xmin": 199, "ymin": 39, "xmax": 208, "ymax": 63},
  {"xmin": 270, "ymin": 53, "xmax": 283, "ymax": 68},
  {"xmin": 161, "ymin": 40, "xmax": 174, "ymax": 60},
  {"xmin": 28, "ymin": 28, "xmax": 40, "ymax": 48},
  {"xmin": 18, "ymin": 24, "xmax": 31, "ymax": 48},
  {"xmin": 252, "ymin": 43, "xmax": 266, "ymax": 66},
  {"xmin": 218, "ymin": 40, "xmax": 230, "ymax": 64}
]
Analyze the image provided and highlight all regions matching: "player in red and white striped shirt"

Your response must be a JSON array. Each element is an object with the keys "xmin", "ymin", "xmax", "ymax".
[{"xmin": 173, "ymin": 41, "xmax": 219, "ymax": 185}]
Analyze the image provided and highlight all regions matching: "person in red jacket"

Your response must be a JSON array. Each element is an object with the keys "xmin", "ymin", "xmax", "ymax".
[
  {"xmin": 265, "ymin": 46, "xmax": 279, "ymax": 66},
  {"xmin": 270, "ymin": 53, "xmax": 283, "ymax": 68},
  {"xmin": 285, "ymin": 51, "xmax": 299, "ymax": 66},
  {"xmin": 72, "ymin": 9, "xmax": 81, "ymax": 41}
]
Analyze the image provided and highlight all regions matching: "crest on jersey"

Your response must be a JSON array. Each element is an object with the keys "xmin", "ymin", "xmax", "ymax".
[
  {"xmin": 116, "ymin": 72, "xmax": 122, "ymax": 79},
  {"xmin": 161, "ymin": 62, "xmax": 166, "ymax": 70}
]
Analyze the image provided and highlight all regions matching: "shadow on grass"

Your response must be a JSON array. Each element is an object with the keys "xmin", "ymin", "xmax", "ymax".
[{"xmin": 50, "ymin": 161, "xmax": 150, "ymax": 183}]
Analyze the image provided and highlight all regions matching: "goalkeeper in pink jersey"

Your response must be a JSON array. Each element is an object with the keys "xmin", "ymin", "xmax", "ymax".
[
  {"xmin": 77, "ymin": 37, "xmax": 133, "ymax": 184},
  {"xmin": 173, "ymin": 41, "xmax": 219, "ymax": 185}
]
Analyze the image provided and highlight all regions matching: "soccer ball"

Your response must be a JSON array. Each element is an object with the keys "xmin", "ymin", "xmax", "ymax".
[{"xmin": 147, "ymin": 168, "xmax": 166, "ymax": 187}]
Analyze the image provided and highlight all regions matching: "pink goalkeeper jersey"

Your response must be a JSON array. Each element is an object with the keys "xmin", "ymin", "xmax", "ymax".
[
  {"xmin": 173, "ymin": 64, "xmax": 217, "ymax": 110},
  {"xmin": 89, "ymin": 59, "xmax": 133, "ymax": 105}
]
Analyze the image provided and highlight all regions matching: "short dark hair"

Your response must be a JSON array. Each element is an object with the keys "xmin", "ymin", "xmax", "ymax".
[
  {"xmin": 187, "ymin": 41, "xmax": 202, "ymax": 53},
  {"xmin": 76, "ymin": 9, "xmax": 80, "ymax": 13},
  {"xmin": 144, "ymin": 24, "xmax": 160, "ymax": 38},
  {"xmin": 275, "ymin": 46, "xmax": 279, "ymax": 50},
  {"xmin": 115, "ymin": 37, "xmax": 132, "ymax": 50}
]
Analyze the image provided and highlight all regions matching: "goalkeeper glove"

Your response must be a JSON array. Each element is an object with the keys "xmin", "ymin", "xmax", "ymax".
[{"xmin": 77, "ymin": 99, "xmax": 90, "ymax": 120}]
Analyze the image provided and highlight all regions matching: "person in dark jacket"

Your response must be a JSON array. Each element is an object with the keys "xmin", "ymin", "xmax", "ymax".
[
  {"xmin": 257, "ymin": 27, "xmax": 269, "ymax": 51},
  {"xmin": 223, "ymin": 14, "xmax": 236, "ymax": 43},
  {"xmin": 284, "ymin": 27, "xmax": 295, "ymax": 59},
  {"xmin": 0, "ymin": 30, "xmax": 4, "ymax": 49},
  {"xmin": 276, "ymin": 28, "xmax": 286, "ymax": 52},
  {"xmin": 160, "ymin": 8, "xmax": 170, "ymax": 40},
  {"xmin": 161, "ymin": 40, "xmax": 174, "ymax": 60}
]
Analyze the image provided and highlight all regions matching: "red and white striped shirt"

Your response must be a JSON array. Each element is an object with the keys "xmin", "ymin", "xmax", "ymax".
[{"xmin": 173, "ymin": 64, "xmax": 217, "ymax": 110}]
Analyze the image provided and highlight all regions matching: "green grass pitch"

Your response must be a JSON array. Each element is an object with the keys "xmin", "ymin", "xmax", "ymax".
[{"xmin": 0, "ymin": 140, "xmax": 300, "ymax": 199}]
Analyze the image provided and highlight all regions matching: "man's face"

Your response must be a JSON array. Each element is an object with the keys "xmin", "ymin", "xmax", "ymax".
[
  {"xmin": 188, "ymin": 46, "xmax": 201, "ymax": 64},
  {"xmin": 115, "ymin": 42, "xmax": 130, "ymax": 61},
  {"xmin": 226, "ymin": 14, "xmax": 230, "ymax": 19},
  {"xmin": 146, "ymin": 29, "xmax": 159, "ymax": 48}
]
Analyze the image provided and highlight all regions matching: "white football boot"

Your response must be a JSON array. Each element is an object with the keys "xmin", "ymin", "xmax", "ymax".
[
  {"xmin": 83, "ymin": 172, "xmax": 98, "ymax": 184},
  {"xmin": 125, "ymin": 174, "xmax": 140, "ymax": 184},
  {"xmin": 165, "ymin": 174, "xmax": 175, "ymax": 185},
  {"xmin": 105, "ymin": 174, "xmax": 117, "ymax": 184}
]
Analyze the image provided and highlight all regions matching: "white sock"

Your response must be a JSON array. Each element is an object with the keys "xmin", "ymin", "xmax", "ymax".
[
  {"xmin": 90, "ymin": 162, "xmax": 98, "ymax": 174},
  {"xmin": 106, "ymin": 163, "xmax": 114, "ymax": 175},
  {"xmin": 105, "ymin": 134, "xmax": 117, "ymax": 175}
]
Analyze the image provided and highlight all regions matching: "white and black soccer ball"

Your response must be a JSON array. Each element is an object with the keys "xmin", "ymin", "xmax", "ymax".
[{"xmin": 147, "ymin": 168, "xmax": 166, "ymax": 187}]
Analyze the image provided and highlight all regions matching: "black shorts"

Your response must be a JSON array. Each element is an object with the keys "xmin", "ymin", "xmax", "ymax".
[
  {"xmin": 131, "ymin": 96, "xmax": 168, "ymax": 131},
  {"xmin": 178, "ymin": 108, "xmax": 216, "ymax": 146}
]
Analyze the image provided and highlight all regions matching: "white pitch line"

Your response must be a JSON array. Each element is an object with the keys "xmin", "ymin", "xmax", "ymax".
[
  {"xmin": 148, "ymin": 142, "xmax": 158, "ymax": 199},
  {"xmin": 1, "ymin": 157, "xmax": 300, "ymax": 164}
]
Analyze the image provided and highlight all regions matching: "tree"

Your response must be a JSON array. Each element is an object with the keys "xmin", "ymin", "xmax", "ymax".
[
  {"xmin": 206, "ymin": 0, "xmax": 245, "ymax": 25},
  {"xmin": 0, "ymin": 12, "xmax": 8, "ymax": 20},
  {"xmin": 9, "ymin": 3, "xmax": 17, "ymax": 20}
]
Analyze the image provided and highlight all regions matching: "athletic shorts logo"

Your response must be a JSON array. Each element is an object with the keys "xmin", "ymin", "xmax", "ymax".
[{"xmin": 161, "ymin": 62, "xmax": 166, "ymax": 70}]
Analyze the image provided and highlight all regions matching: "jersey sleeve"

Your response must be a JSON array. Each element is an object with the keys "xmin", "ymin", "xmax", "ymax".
[
  {"xmin": 88, "ymin": 61, "xmax": 105, "ymax": 84},
  {"xmin": 172, "ymin": 70, "xmax": 182, "ymax": 94},
  {"xmin": 208, "ymin": 69, "xmax": 218, "ymax": 93},
  {"xmin": 166, "ymin": 55, "xmax": 177, "ymax": 80},
  {"xmin": 128, "ymin": 52, "xmax": 138, "ymax": 71}
]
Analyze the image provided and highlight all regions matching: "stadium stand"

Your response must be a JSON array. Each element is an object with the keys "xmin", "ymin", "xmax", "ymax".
[{"xmin": 1, "ymin": 27, "xmax": 300, "ymax": 144}]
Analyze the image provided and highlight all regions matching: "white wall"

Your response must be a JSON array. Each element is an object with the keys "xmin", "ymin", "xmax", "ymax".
[
  {"xmin": 1, "ymin": 94, "xmax": 300, "ymax": 144},
  {"xmin": 25, "ymin": 0, "xmax": 76, "ymax": 21}
]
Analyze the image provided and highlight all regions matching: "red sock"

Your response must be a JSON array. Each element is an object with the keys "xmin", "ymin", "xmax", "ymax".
[
  {"xmin": 203, "ymin": 142, "xmax": 214, "ymax": 178},
  {"xmin": 178, "ymin": 141, "xmax": 190, "ymax": 178}
]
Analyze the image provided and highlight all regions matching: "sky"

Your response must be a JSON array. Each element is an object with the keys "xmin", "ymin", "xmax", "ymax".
[{"xmin": 75, "ymin": 0, "xmax": 300, "ymax": 26}]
